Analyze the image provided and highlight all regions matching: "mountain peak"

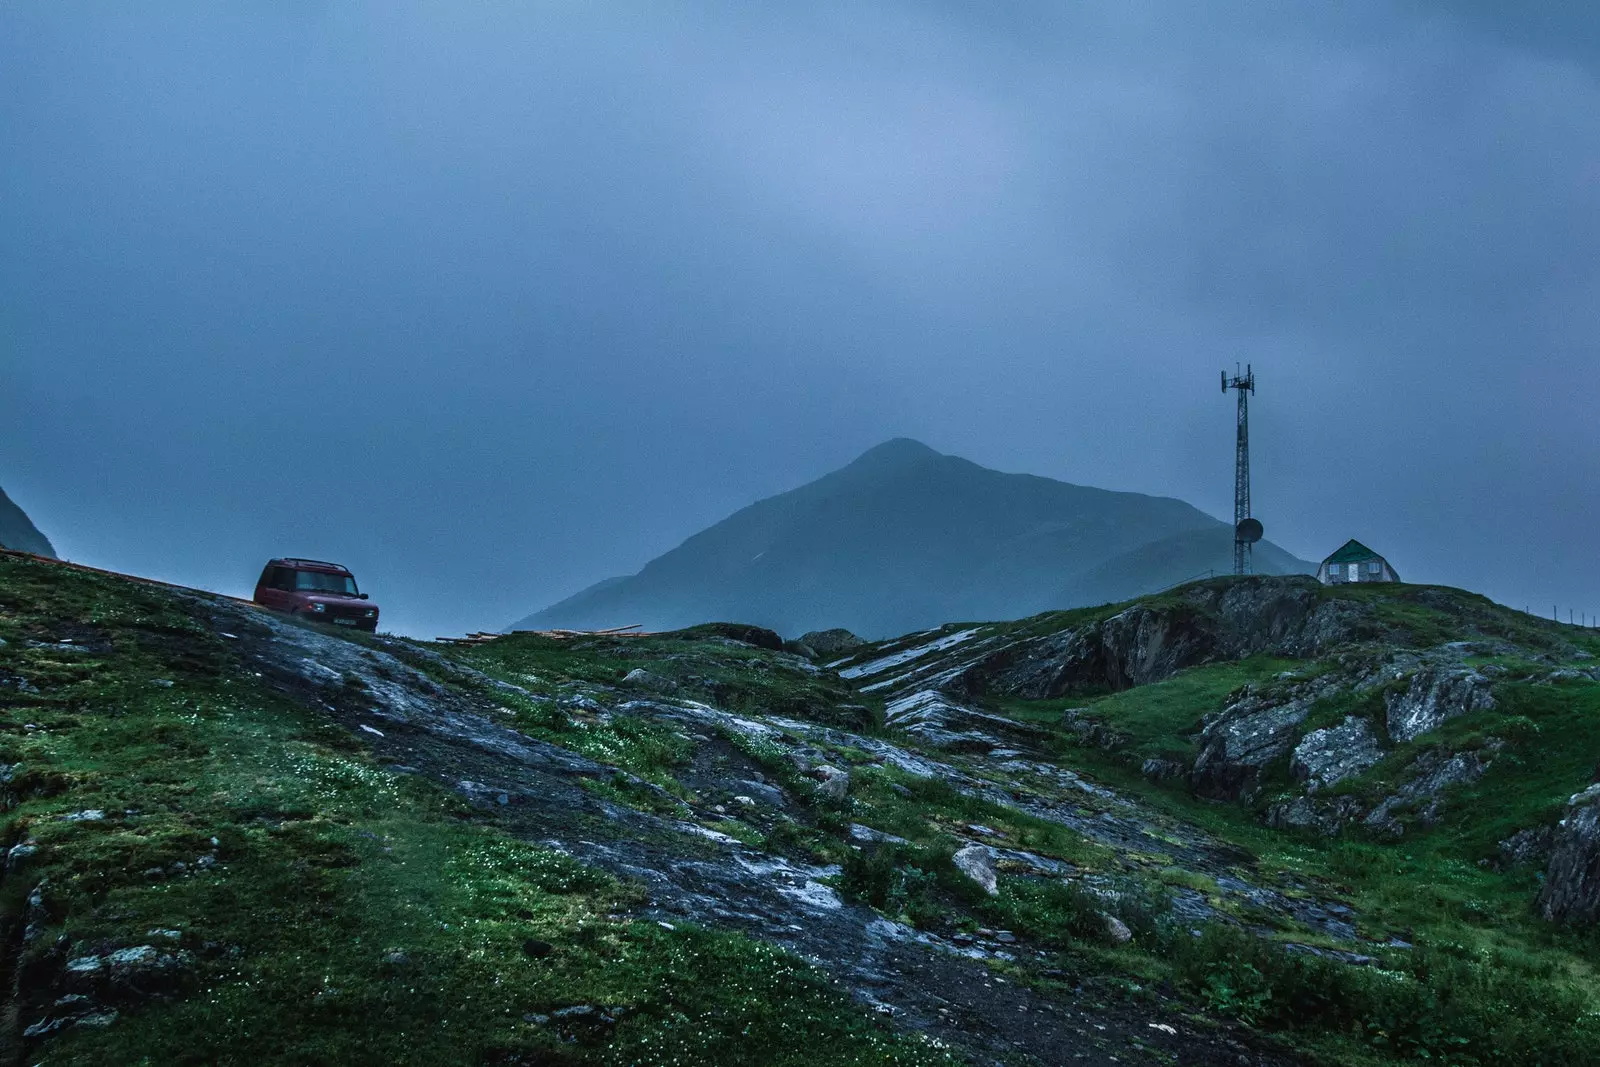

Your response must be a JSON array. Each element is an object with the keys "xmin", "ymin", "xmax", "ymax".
[{"xmin": 846, "ymin": 438, "xmax": 942, "ymax": 469}]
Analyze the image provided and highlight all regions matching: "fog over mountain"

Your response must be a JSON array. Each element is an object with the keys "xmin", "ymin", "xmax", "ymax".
[
  {"xmin": 514, "ymin": 439, "xmax": 1313, "ymax": 637},
  {"xmin": 4, "ymin": 5, "xmax": 1598, "ymax": 636}
]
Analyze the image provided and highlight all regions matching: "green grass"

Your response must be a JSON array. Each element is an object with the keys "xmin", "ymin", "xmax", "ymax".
[
  {"xmin": 846, "ymin": 767, "xmax": 1117, "ymax": 870},
  {"xmin": 447, "ymin": 631, "xmax": 880, "ymax": 731},
  {"xmin": 1029, "ymin": 656, "xmax": 1301, "ymax": 761},
  {"xmin": 0, "ymin": 557, "xmax": 953, "ymax": 1066}
]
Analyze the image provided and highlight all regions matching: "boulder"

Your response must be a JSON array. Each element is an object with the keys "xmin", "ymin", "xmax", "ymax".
[
  {"xmin": 621, "ymin": 668, "xmax": 676, "ymax": 692},
  {"xmin": 813, "ymin": 765, "xmax": 850, "ymax": 801},
  {"xmin": 952, "ymin": 844, "xmax": 999, "ymax": 896},
  {"xmin": 1101, "ymin": 914, "xmax": 1133, "ymax": 944},
  {"xmin": 1265, "ymin": 795, "xmax": 1366, "ymax": 836},
  {"xmin": 676, "ymin": 623, "xmax": 785, "ymax": 651},
  {"xmin": 800, "ymin": 629, "xmax": 866, "ymax": 658},
  {"xmin": 1539, "ymin": 785, "xmax": 1600, "ymax": 923},
  {"xmin": 1385, "ymin": 666, "xmax": 1497, "ymax": 742},
  {"xmin": 1290, "ymin": 717, "xmax": 1383, "ymax": 794}
]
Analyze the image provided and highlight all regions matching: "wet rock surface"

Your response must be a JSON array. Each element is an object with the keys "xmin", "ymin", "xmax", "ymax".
[
  {"xmin": 192, "ymin": 597, "xmax": 1312, "ymax": 1065},
  {"xmin": 1539, "ymin": 785, "xmax": 1600, "ymax": 923},
  {"xmin": 1291, "ymin": 717, "xmax": 1383, "ymax": 794},
  {"xmin": 1190, "ymin": 676, "xmax": 1339, "ymax": 801},
  {"xmin": 1385, "ymin": 665, "xmax": 1497, "ymax": 743}
]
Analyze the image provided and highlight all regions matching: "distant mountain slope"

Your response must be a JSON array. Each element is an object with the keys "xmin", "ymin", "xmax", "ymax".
[
  {"xmin": 513, "ymin": 439, "xmax": 1314, "ymax": 637},
  {"xmin": 0, "ymin": 485, "xmax": 56, "ymax": 557}
]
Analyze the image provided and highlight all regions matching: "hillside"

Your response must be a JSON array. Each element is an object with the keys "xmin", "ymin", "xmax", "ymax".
[
  {"xmin": 0, "ymin": 486, "xmax": 55, "ymax": 557},
  {"xmin": 7, "ymin": 557, "xmax": 1600, "ymax": 1065},
  {"xmin": 514, "ymin": 439, "xmax": 1314, "ymax": 637}
]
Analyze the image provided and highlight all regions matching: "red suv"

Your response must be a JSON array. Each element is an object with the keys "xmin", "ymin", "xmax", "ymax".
[{"xmin": 253, "ymin": 558, "xmax": 380, "ymax": 632}]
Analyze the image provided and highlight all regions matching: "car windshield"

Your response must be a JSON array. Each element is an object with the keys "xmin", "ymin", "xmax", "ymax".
[{"xmin": 293, "ymin": 570, "xmax": 358, "ymax": 595}]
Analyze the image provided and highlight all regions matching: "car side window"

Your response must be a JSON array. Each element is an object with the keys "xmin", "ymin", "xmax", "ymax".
[
  {"xmin": 272, "ymin": 567, "xmax": 297, "ymax": 591},
  {"xmin": 257, "ymin": 566, "xmax": 275, "ymax": 588}
]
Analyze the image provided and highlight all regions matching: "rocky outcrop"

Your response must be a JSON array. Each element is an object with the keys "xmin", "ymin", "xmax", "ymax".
[
  {"xmin": 1385, "ymin": 666, "xmax": 1497, "ymax": 742},
  {"xmin": 801, "ymin": 629, "xmax": 866, "ymax": 658},
  {"xmin": 956, "ymin": 577, "xmax": 1362, "ymax": 701},
  {"xmin": 1496, "ymin": 826, "xmax": 1554, "ymax": 870},
  {"xmin": 1363, "ymin": 744, "xmax": 1501, "ymax": 836},
  {"xmin": 885, "ymin": 690, "xmax": 1050, "ymax": 754},
  {"xmin": 1291, "ymin": 717, "xmax": 1383, "ymax": 794},
  {"xmin": 1189, "ymin": 675, "xmax": 1341, "ymax": 801},
  {"xmin": 1061, "ymin": 708, "xmax": 1130, "ymax": 751},
  {"xmin": 1539, "ymin": 785, "xmax": 1600, "ymax": 923},
  {"xmin": 1265, "ymin": 795, "xmax": 1366, "ymax": 836}
]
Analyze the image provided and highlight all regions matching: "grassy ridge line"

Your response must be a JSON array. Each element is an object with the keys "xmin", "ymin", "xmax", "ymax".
[{"xmin": 0, "ymin": 557, "xmax": 950, "ymax": 1066}]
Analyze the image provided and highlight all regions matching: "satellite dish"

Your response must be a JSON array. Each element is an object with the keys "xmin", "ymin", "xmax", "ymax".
[{"xmin": 1235, "ymin": 517, "xmax": 1264, "ymax": 544}]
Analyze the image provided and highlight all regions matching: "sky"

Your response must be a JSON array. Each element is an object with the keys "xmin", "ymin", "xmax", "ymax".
[{"xmin": 3, "ymin": 2, "xmax": 1598, "ymax": 638}]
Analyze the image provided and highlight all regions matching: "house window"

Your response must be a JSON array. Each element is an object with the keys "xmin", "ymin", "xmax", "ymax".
[{"xmin": 1368, "ymin": 561, "xmax": 1382, "ymax": 575}]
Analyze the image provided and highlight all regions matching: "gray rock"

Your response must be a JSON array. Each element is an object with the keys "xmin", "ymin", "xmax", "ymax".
[
  {"xmin": 1385, "ymin": 666, "xmax": 1496, "ymax": 742},
  {"xmin": 1062, "ymin": 709, "xmax": 1129, "ymax": 751},
  {"xmin": 1264, "ymin": 795, "xmax": 1366, "ymax": 836},
  {"xmin": 952, "ymin": 844, "xmax": 998, "ymax": 896},
  {"xmin": 6, "ymin": 842, "xmax": 38, "ymax": 870},
  {"xmin": 957, "ymin": 576, "xmax": 1361, "ymax": 700},
  {"xmin": 1291, "ymin": 717, "xmax": 1383, "ymax": 794},
  {"xmin": 1540, "ymin": 786, "xmax": 1600, "ymax": 923},
  {"xmin": 1140, "ymin": 758, "xmax": 1186, "ymax": 781},
  {"xmin": 1496, "ymin": 826, "xmax": 1554, "ymax": 869},
  {"xmin": 734, "ymin": 779, "xmax": 787, "ymax": 807},
  {"xmin": 801, "ymin": 629, "xmax": 866, "ymax": 658},
  {"xmin": 849, "ymin": 824, "xmax": 908, "ymax": 845},
  {"xmin": 1101, "ymin": 914, "xmax": 1133, "ymax": 944},
  {"xmin": 1364, "ymin": 745, "xmax": 1499, "ymax": 835},
  {"xmin": 621, "ymin": 668, "xmax": 676, "ymax": 692},
  {"xmin": 1190, "ymin": 677, "xmax": 1336, "ymax": 800},
  {"xmin": 23, "ymin": 881, "xmax": 47, "ymax": 943},
  {"xmin": 887, "ymin": 690, "xmax": 1047, "ymax": 754},
  {"xmin": 813, "ymin": 764, "xmax": 850, "ymax": 800}
]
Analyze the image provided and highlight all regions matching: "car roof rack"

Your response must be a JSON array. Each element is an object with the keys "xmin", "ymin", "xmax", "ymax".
[{"xmin": 272, "ymin": 557, "xmax": 350, "ymax": 571}]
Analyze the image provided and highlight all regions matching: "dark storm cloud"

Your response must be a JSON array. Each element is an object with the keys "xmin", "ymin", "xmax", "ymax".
[{"xmin": 2, "ymin": 2, "xmax": 1597, "ymax": 635}]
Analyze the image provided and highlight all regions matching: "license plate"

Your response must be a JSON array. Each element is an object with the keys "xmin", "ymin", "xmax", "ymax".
[{"xmin": 333, "ymin": 618, "xmax": 359, "ymax": 627}]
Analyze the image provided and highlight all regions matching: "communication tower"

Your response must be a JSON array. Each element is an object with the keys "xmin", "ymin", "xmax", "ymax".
[{"xmin": 1222, "ymin": 365, "xmax": 1262, "ymax": 575}]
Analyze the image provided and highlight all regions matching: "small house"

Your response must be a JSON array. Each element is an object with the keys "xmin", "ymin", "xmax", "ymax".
[{"xmin": 1318, "ymin": 539, "xmax": 1400, "ymax": 584}]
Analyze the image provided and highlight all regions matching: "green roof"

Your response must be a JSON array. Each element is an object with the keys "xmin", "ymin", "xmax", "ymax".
[{"xmin": 1324, "ymin": 539, "xmax": 1382, "ymax": 565}]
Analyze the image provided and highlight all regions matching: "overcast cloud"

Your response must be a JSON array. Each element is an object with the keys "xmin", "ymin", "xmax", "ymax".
[{"xmin": 3, "ymin": 2, "xmax": 1597, "ymax": 636}]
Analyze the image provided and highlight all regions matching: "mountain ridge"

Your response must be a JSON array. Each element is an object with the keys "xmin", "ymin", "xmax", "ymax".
[
  {"xmin": 513, "ymin": 440, "xmax": 1314, "ymax": 636},
  {"xmin": 0, "ymin": 484, "xmax": 56, "ymax": 557}
]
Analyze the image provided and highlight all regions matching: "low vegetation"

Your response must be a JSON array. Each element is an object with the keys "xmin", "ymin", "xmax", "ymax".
[
  {"xmin": 8, "ymin": 557, "xmax": 1600, "ymax": 1066},
  {"xmin": 0, "ymin": 558, "xmax": 948, "ymax": 1066}
]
